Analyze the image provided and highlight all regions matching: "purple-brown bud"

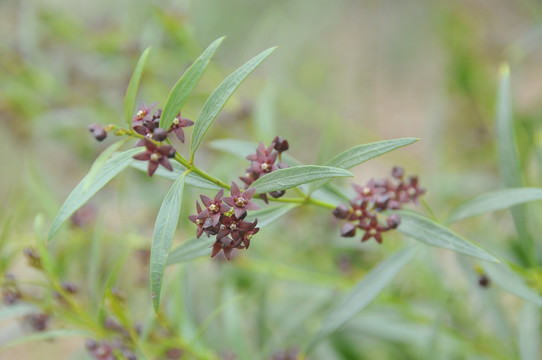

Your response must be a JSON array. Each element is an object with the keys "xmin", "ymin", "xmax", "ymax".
[
  {"xmin": 273, "ymin": 136, "xmax": 289, "ymax": 153},
  {"xmin": 88, "ymin": 123, "xmax": 107, "ymax": 142},
  {"xmin": 333, "ymin": 204, "xmax": 350, "ymax": 219}
]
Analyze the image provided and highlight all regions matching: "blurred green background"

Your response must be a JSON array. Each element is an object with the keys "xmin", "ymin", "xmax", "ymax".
[{"xmin": 2, "ymin": 0, "xmax": 542, "ymax": 359}]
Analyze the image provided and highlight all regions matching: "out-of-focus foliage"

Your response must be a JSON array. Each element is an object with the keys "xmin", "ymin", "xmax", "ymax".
[{"xmin": 2, "ymin": 0, "xmax": 542, "ymax": 359}]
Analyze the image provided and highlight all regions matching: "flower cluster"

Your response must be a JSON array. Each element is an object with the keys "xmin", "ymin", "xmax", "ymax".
[
  {"xmin": 130, "ymin": 102, "xmax": 194, "ymax": 176},
  {"xmin": 240, "ymin": 136, "xmax": 289, "ymax": 202},
  {"xmin": 189, "ymin": 182, "xmax": 260, "ymax": 260},
  {"xmin": 332, "ymin": 166, "xmax": 425, "ymax": 243}
]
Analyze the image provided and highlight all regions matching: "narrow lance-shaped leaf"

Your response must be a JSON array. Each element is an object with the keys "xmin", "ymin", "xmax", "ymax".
[
  {"xmin": 151, "ymin": 173, "xmax": 187, "ymax": 313},
  {"xmin": 190, "ymin": 47, "xmax": 276, "ymax": 160},
  {"xmin": 160, "ymin": 37, "xmax": 225, "ymax": 131},
  {"xmin": 83, "ymin": 140, "xmax": 127, "ymax": 191},
  {"xmin": 48, "ymin": 148, "xmax": 142, "ymax": 241},
  {"xmin": 306, "ymin": 246, "xmax": 419, "ymax": 351},
  {"xmin": 482, "ymin": 262, "xmax": 542, "ymax": 307},
  {"xmin": 448, "ymin": 187, "xmax": 542, "ymax": 223},
  {"xmin": 123, "ymin": 47, "xmax": 151, "ymax": 126},
  {"xmin": 309, "ymin": 137, "xmax": 419, "ymax": 193},
  {"xmin": 396, "ymin": 211, "xmax": 499, "ymax": 262},
  {"xmin": 249, "ymin": 165, "xmax": 353, "ymax": 194}
]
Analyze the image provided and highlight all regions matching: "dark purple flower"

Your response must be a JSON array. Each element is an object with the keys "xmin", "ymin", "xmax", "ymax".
[
  {"xmin": 189, "ymin": 202, "xmax": 213, "ymax": 238},
  {"xmin": 133, "ymin": 138, "xmax": 175, "ymax": 176},
  {"xmin": 197, "ymin": 189, "xmax": 230, "ymax": 226},
  {"xmin": 133, "ymin": 102, "xmax": 157, "ymax": 123},
  {"xmin": 88, "ymin": 123, "xmax": 107, "ymax": 142},
  {"xmin": 273, "ymin": 136, "xmax": 289, "ymax": 153},
  {"xmin": 352, "ymin": 179, "xmax": 377, "ymax": 202},
  {"xmin": 168, "ymin": 113, "xmax": 194, "ymax": 143},
  {"xmin": 223, "ymin": 182, "xmax": 260, "ymax": 218},
  {"xmin": 211, "ymin": 236, "xmax": 236, "ymax": 260},
  {"xmin": 358, "ymin": 216, "xmax": 388, "ymax": 243}
]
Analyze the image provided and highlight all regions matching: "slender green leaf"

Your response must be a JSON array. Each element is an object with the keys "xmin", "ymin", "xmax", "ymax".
[
  {"xmin": 208, "ymin": 138, "xmax": 299, "ymax": 166},
  {"xmin": 397, "ymin": 211, "xmax": 499, "ymax": 262},
  {"xmin": 306, "ymin": 246, "xmax": 419, "ymax": 351},
  {"xmin": 519, "ymin": 302, "xmax": 540, "ymax": 360},
  {"xmin": 190, "ymin": 47, "xmax": 276, "ymax": 159},
  {"xmin": 123, "ymin": 47, "xmax": 151, "ymax": 126},
  {"xmin": 249, "ymin": 165, "xmax": 353, "ymax": 194},
  {"xmin": 167, "ymin": 237, "xmax": 214, "ymax": 265},
  {"xmin": 223, "ymin": 283, "xmax": 251, "ymax": 360},
  {"xmin": 309, "ymin": 138, "xmax": 418, "ymax": 193},
  {"xmin": 448, "ymin": 187, "xmax": 542, "ymax": 223},
  {"xmin": 48, "ymin": 148, "xmax": 141, "ymax": 241},
  {"xmin": 151, "ymin": 173, "xmax": 187, "ymax": 313},
  {"xmin": 254, "ymin": 84, "xmax": 276, "ymax": 142},
  {"xmin": 160, "ymin": 37, "xmax": 224, "ymax": 131},
  {"xmin": 130, "ymin": 160, "xmax": 220, "ymax": 189},
  {"xmin": 83, "ymin": 140, "xmax": 127, "ymax": 191},
  {"xmin": 483, "ymin": 262, "xmax": 542, "ymax": 306},
  {"xmin": 1, "ymin": 329, "xmax": 92, "ymax": 350},
  {"xmin": 325, "ymin": 138, "xmax": 418, "ymax": 170}
]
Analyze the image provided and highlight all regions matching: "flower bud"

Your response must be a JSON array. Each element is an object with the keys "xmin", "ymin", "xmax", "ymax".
[
  {"xmin": 273, "ymin": 136, "xmax": 289, "ymax": 153},
  {"xmin": 88, "ymin": 123, "xmax": 107, "ymax": 142},
  {"xmin": 387, "ymin": 214, "xmax": 401, "ymax": 229},
  {"xmin": 152, "ymin": 127, "xmax": 167, "ymax": 142},
  {"xmin": 333, "ymin": 204, "xmax": 350, "ymax": 219}
]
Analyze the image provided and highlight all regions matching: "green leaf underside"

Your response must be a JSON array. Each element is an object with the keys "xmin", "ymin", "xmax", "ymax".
[
  {"xmin": 83, "ymin": 140, "xmax": 126, "ymax": 191},
  {"xmin": 307, "ymin": 246, "xmax": 419, "ymax": 350},
  {"xmin": 160, "ymin": 37, "xmax": 224, "ymax": 131},
  {"xmin": 249, "ymin": 165, "xmax": 353, "ymax": 193},
  {"xmin": 448, "ymin": 188, "xmax": 542, "ymax": 223},
  {"xmin": 151, "ymin": 174, "xmax": 186, "ymax": 313},
  {"xmin": 1, "ymin": 329, "xmax": 92, "ymax": 350},
  {"xmin": 190, "ymin": 47, "xmax": 276, "ymax": 158},
  {"xmin": 325, "ymin": 138, "xmax": 419, "ymax": 170},
  {"xmin": 130, "ymin": 160, "xmax": 220, "ymax": 189},
  {"xmin": 167, "ymin": 204, "xmax": 298, "ymax": 265},
  {"xmin": 48, "ymin": 148, "xmax": 142, "ymax": 241},
  {"xmin": 483, "ymin": 262, "xmax": 542, "ymax": 307},
  {"xmin": 397, "ymin": 211, "xmax": 499, "ymax": 262},
  {"xmin": 123, "ymin": 47, "xmax": 151, "ymax": 126}
]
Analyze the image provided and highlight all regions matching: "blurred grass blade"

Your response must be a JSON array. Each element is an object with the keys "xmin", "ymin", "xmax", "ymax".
[
  {"xmin": 83, "ymin": 140, "xmax": 127, "ymax": 191},
  {"xmin": 167, "ymin": 237, "xmax": 215, "ymax": 265},
  {"xmin": 223, "ymin": 282, "xmax": 251, "ymax": 360},
  {"xmin": 397, "ymin": 211, "xmax": 499, "ymax": 262},
  {"xmin": 130, "ymin": 161, "xmax": 220, "ymax": 189},
  {"xmin": 1, "ymin": 329, "xmax": 92, "ymax": 351},
  {"xmin": 448, "ymin": 188, "xmax": 542, "ymax": 223},
  {"xmin": 483, "ymin": 262, "xmax": 542, "ymax": 306},
  {"xmin": 496, "ymin": 64, "xmax": 522, "ymax": 188},
  {"xmin": 246, "ymin": 204, "xmax": 298, "ymax": 228},
  {"xmin": 48, "ymin": 148, "xmax": 141, "ymax": 241},
  {"xmin": 190, "ymin": 47, "xmax": 276, "ymax": 160},
  {"xmin": 254, "ymin": 84, "xmax": 276, "ymax": 142},
  {"xmin": 249, "ymin": 166, "xmax": 353, "ymax": 193},
  {"xmin": 123, "ymin": 47, "xmax": 151, "ymax": 126},
  {"xmin": 309, "ymin": 137, "xmax": 418, "ymax": 193},
  {"xmin": 160, "ymin": 37, "xmax": 224, "ymax": 131},
  {"xmin": 151, "ymin": 173, "xmax": 187, "ymax": 313},
  {"xmin": 496, "ymin": 63, "xmax": 534, "ymax": 265},
  {"xmin": 519, "ymin": 302, "xmax": 540, "ymax": 360},
  {"xmin": 306, "ymin": 246, "xmax": 419, "ymax": 351}
]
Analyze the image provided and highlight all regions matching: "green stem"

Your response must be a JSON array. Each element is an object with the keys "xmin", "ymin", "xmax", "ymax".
[{"xmin": 115, "ymin": 127, "xmax": 340, "ymax": 211}]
